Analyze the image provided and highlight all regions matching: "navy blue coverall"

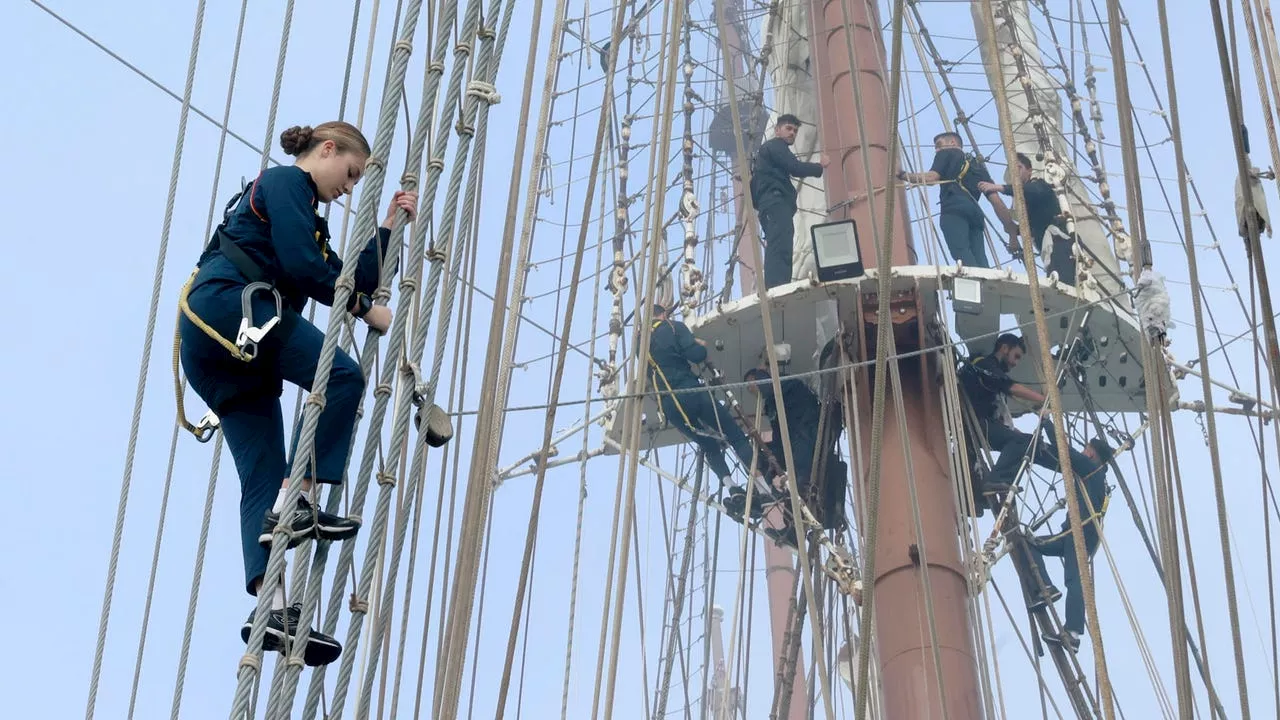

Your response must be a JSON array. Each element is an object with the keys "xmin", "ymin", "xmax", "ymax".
[
  {"xmin": 1029, "ymin": 446, "xmax": 1109, "ymax": 635},
  {"xmin": 648, "ymin": 319, "xmax": 755, "ymax": 482},
  {"xmin": 1000, "ymin": 179, "xmax": 1076, "ymax": 284},
  {"xmin": 750, "ymin": 137, "xmax": 824, "ymax": 289},
  {"xmin": 929, "ymin": 148, "xmax": 997, "ymax": 268},
  {"xmin": 179, "ymin": 165, "xmax": 393, "ymax": 595},
  {"xmin": 756, "ymin": 373, "xmax": 847, "ymax": 529},
  {"xmin": 959, "ymin": 353, "xmax": 1057, "ymax": 482}
]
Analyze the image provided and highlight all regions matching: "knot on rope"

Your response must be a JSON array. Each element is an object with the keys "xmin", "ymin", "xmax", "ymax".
[
  {"xmin": 393, "ymin": 40, "xmax": 413, "ymax": 54},
  {"xmin": 429, "ymin": 61, "xmax": 445, "ymax": 73},
  {"xmin": 398, "ymin": 276, "xmax": 420, "ymax": 294},
  {"xmin": 426, "ymin": 246, "xmax": 447, "ymax": 263},
  {"xmin": 238, "ymin": 653, "xmax": 262, "ymax": 673},
  {"xmin": 285, "ymin": 655, "xmax": 305, "ymax": 669},
  {"xmin": 466, "ymin": 81, "xmax": 501, "ymax": 105},
  {"xmin": 347, "ymin": 513, "xmax": 363, "ymax": 525},
  {"xmin": 455, "ymin": 118, "xmax": 475, "ymax": 137},
  {"xmin": 477, "ymin": 25, "xmax": 495, "ymax": 40},
  {"xmin": 428, "ymin": 157, "xmax": 446, "ymax": 172},
  {"xmin": 374, "ymin": 382, "xmax": 394, "ymax": 398},
  {"xmin": 335, "ymin": 275, "xmax": 357, "ymax": 292},
  {"xmin": 365, "ymin": 157, "xmax": 386, "ymax": 172},
  {"xmin": 305, "ymin": 393, "xmax": 327, "ymax": 412},
  {"xmin": 377, "ymin": 471, "xmax": 397, "ymax": 487},
  {"xmin": 400, "ymin": 172, "xmax": 419, "ymax": 186},
  {"xmin": 349, "ymin": 593, "xmax": 370, "ymax": 614},
  {"xmin": 454, "ymin": 41, "xmax": 473, "ymax": 56},
  {"xmin": 372, "ymin": 286, "xmax": 393, "ymax": 302}
]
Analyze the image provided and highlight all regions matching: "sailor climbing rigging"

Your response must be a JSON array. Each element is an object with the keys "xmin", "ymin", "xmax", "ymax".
[
  {"xmin": 177, "ymin": 121, "xmax": 417, "ymax": 666},
  {"xmin": 959, "ymin": 333, "xmax": 1056, "ymax": 494},
  {"xmin": 647, "ymin": 302, "xmax": 772, "ymax": 509},
  {"xmin": 1026, "ymin": 435, "xmax": 1114, "ymax": 653},
  {"xmin": 978, "ymin": 153, "xmax": 1077, "ymax": 285},
  {"xmin": 743, "ymin": 366, "xmax": 847, "ymax": 532},
  {"xmin": 899, "ymin": 131, "xmax": 1017, "ymax": 269},
  {"xmin": 749, "ymin": 113, "xmax": 828, "ymax": 289}
]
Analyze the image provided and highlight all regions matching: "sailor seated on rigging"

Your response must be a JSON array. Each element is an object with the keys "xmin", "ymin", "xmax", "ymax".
[
  {"xmin": 647, "ymin": 302, "xmax": 772, "ymax": 511},
  {"xmin": 749, "ymin": 113, "xmax": 829, "ymax": 289},
  {"xmin": 898, "ymin": 131, "xmax": 1017, "ymax": 269},
  {"xmin": 959, "ymin": 333, "xmax": 1057, "ymax": 495},
  {"xmin": 743, "ymin": 366, "xmax": 848, "ymax": 533},
  {"xmin": 1026, "ymin": 435, "xmax": 1114, "ymax": 654},
  {"xmin": 977, "ymin": 153, "xmax": 1077, "ymax": 285},
  {"xmin": 179, "ymin": 122, "xmax": 417, "ymax": 666}
]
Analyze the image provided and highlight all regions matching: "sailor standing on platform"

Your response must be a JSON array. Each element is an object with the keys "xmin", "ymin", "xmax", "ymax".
[
  {"xmin": 899, "ymin": 131, "xmax": 1017, "ymax": 269},
  {"xmin": 959, "ymin": 333, "xmax": 1057, "ymax": 493},
  {"xmin": 750, "ymin": 113, "xmax": 829, "ymax": 289},
  {"xmin": 1027, "ymin": 436, "xmax": 1114, "ymax": 653},
  {"xmin": 647, "ymin": 302, "xmax": 765, "ymax": 502},
  {"xmin": 978, "ymin": 153, "xmax": 1077, "ymax": 285}
]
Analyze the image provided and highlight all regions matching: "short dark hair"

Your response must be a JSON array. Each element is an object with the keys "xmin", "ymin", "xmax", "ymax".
[
  {"xmin": 652, "ymin": 301, "xmax": 668, "ymax": 316},
  {"xmin": 1016, "ymin": 152, "xmax": 1032, "ymax": 170},
  {"xmin": 743, "ymin": 367, "xmax": 770, "ymax": 383},
  {"xmin": 934, "ymin": 131, "xmax": 963, "ymax": 147},
  {"xmin": 994, "ymin": 333, "xmax": 1027, "ymax": 353},
  {"xmin": 777, "ymin": 113, "xmax": 802, "ymax": 128},
  {"xmin": 1088, "ymin": 437, "xmax": 1114, "ymax": 464}
]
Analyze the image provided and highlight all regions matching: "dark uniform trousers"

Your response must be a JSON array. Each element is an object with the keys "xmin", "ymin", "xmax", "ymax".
[
  {"xmin": 758, "ymin": 201, "xmax": 795, "ymax": 289},
  {"xmin": 182, "ymin": 309, "xmax": 365, "ymax": 595},
  {"xmin": 1030, "ymin": 529, "xmax": 1099, "ymax": 635},
  {"xmin": 981, "ymin": 418, "xmax": 1059, "ymax": 481},
  {"xmin": 940, "ymin": 201, "xmax": 989, "ymax": 268},
  {"xmin": 657, "ymin": 383, "xmax": 756, "ymax": 482}
]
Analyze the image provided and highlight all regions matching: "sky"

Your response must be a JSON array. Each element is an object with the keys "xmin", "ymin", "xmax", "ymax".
[{"xmin": 3, "ymin": 0, "xmax": 1280, "ymax": 718}]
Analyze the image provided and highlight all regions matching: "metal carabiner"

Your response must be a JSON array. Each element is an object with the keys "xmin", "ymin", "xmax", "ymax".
[
  {"xmin": 193, "ymin": 410, "xmax": 221, "ymax": 443},
  {"xmin": 236, "ymin": 281, "xmax": 283, "ymax": 360}
]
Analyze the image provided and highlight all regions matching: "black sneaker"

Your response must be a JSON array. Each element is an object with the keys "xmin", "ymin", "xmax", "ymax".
[
  {"xmin": 1028, "ymin": 585, "xmax": 1063, "ymax": 610},
  {"xmin": 1043, "ymin": 628, "xmax": 1081, "ymax": 653},
  {"xmin": 258, "ymin": 498, "xmax": 361, "ymax": 549},
  {"xmin": 240, "ymin": 602, "xmax": 342, "ymax": 667},
  {"xmin": 762, "ymin": 523, "xmax": 800, "ymax": 550}
]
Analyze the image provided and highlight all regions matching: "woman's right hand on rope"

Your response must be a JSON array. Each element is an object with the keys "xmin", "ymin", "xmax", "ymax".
[{"xmin": 363, "ymin": 304, "xmax": 392, "ymax": 333}]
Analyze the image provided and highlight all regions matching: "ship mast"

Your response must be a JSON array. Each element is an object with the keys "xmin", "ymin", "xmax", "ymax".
[{"xmin": 806, "ymin": 0, "xmax": 984, "ymax": 716}]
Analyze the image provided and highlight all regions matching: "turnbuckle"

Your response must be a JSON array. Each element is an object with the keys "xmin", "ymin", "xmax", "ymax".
[{"xmin": 236, "ymin": 282, "xmax": 283, "ymax": 360}]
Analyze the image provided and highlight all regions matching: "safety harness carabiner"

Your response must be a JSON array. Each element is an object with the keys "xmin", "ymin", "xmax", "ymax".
[{"xmin": 235, "ymin": 281, "xmax": 283, "ymax": 360}]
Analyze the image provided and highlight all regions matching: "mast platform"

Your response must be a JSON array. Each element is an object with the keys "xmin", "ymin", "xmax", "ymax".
[{"xmin": 605, "ymin": 265, "xmax": 1144, "ymax": 454}]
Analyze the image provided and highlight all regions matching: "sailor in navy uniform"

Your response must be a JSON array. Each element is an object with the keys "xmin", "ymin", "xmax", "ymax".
[{"xmin": 178, "ymin": 122, "xmax": 416, "ymax": 665}]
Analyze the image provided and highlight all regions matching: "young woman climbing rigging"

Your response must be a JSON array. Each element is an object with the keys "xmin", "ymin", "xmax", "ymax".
[{"xmin": 178, "ymin": 121, "xmax": 418, "ymax": 665}]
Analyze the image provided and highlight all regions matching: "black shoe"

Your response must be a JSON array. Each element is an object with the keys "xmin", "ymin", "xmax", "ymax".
[
  {"xmin": 762, "ymin": 523, "xmax": 800, "ymax": 550},
  {"xmin": 722, "ymin": 485, "xmax": 774, "ymax": 523},
  {"xmin": 1028, "ymin": 585, "xmax": 1063, "ymax": 610},
  {"xmin": 982, "ymin": 481, "xmax": 1013, "ymax": 496},
  {"xmin": 259, "ymin": 498, "xmax": 361, "ymax": 549},
  {"xmin": 1043, "ymin": 628, "xmax": 1081, "ymax": 653},
  {"xmin": 240, "ymin": 602, "xmax": 342, "ymax": 667}
]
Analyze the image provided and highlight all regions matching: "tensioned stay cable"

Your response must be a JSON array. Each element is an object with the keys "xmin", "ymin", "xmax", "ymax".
[{"xmin": 85, "ymin": 2, "xmax": 207, "ymax": 717}]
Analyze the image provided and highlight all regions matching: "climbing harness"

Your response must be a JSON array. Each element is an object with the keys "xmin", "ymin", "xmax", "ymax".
[{"xmin": 171, "ymin": 175, "xmax": 309, "ymax": 440}]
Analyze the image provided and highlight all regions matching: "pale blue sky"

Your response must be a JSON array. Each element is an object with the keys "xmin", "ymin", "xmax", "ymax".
[{"xmin": 4, "ymin": 0, "xmax": 1279, "ymax": 718}]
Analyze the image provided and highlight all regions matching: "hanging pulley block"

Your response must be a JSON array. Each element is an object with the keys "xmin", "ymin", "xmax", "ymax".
[{"xmin": 415, "ymin": 402, "xmax": 455, "ymax": 448}]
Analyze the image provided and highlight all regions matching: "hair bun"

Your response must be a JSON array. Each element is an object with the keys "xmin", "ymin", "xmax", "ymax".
[{"xmin": 280, "ymin": 125, "xmax": 315, "ymax": 156}]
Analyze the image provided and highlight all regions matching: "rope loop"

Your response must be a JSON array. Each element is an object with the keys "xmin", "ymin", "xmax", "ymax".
[
  {"xmin": 467, "ymin": 80, "xmax": 501, "ymax": 105},
  {"xmin": 349, "ymin": 593, "xmax": 369, "ymax": 614},
  {"xmin": 393, "ymin": 40, "xmax": 413, "ymax": 55},
  {"xmin": 376, "ymin": 471, "xmax": 397, "ymax": 487},
  {"xmin": 238, "ymin": 653, "xmax": 262, "ymax": 673},
  {"xmin": 305, "ymin": 393, "xmax": 327, "ymax": 412}
]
